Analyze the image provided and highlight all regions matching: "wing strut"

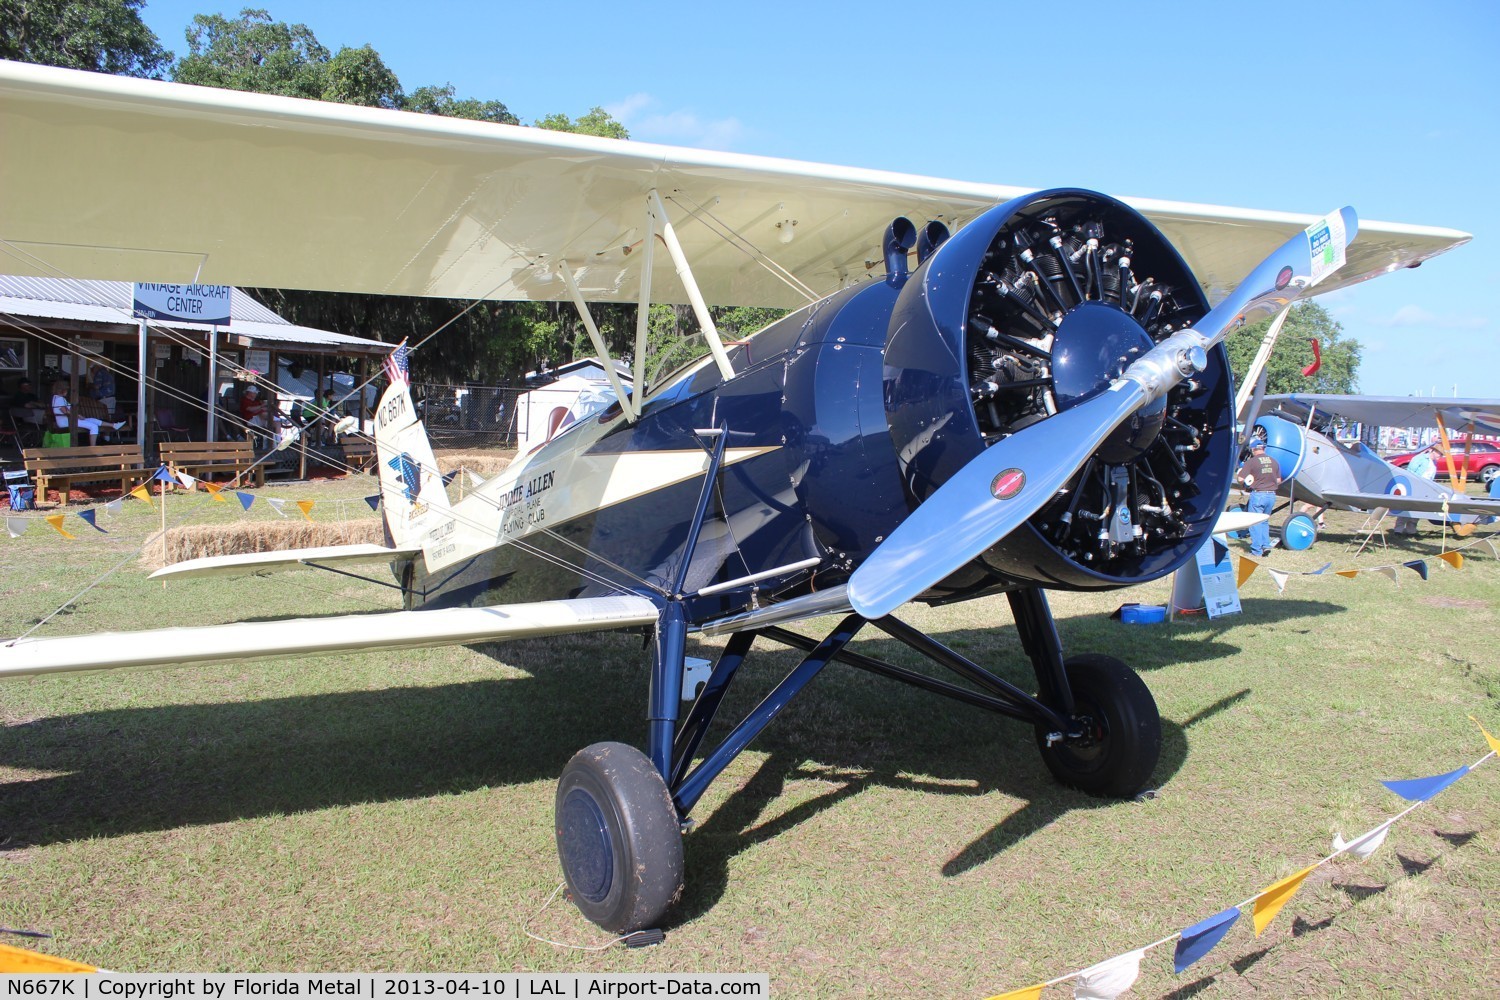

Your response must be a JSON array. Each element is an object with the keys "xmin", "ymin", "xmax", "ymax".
[
  {"xmin": 649, "ymin": 189, "xmax": 735, "ymax": 381},
  {"xmin": 560, "ymin": 260, "xmax": 639, "ymax": 422}
]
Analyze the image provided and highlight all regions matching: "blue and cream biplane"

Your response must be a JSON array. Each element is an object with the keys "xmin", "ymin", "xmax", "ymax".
[{"xmin": 0, "ymin": 61, "xmax": 1471, "ymax": 932}]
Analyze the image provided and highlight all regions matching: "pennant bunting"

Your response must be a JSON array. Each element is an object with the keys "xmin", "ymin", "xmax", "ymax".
[
  {"xmin": 441, "ymin": 470, "xmax": 459, "ymax": 486},
  {"xmin": 985, "ymin": 985, "xmax": 1043, "ymax": 1000},
  {"xmin": 1073, "ymin": 948, "xmax": 1145, "ymax": 1000},
  {"xmin": 76, "ymin": 509, "xmax": 106, "ymax": 533},
  {"xmin": 45, "ymin": 514, "xmax": 76, "ymax": 540},
  {"xmin": 296, "ymin": 499, "xmax": 315, "ymax": 522},
  {"xmin": 1236, "ymin": 555, "xmax": 1259, "ymax": 586},
  {"xmin": 1308, "ymin": 562, "xmax": 1332, "ymax": 576},
  {"xmin": 130, "ymin": 485, "xmax": 155, "ymax": 506},
  {"xmin": 1402, "ymin": 560, "xmax": 1429, "ymax": 580},
  {"xmin": 1333, "ymin": 820, "xmax": 1392, "ymax": 861},
  {"xmin": 1439, "ymin": 551, "xmax": 1464, "ymax": 570},
  {"xmin": 1173, "ymin": 907, "xmax": 1240, "ymax": 973},
  {"xmin": 1484, "ymin": 538, "xmax": 1500, "ymax": 559},
  {"xmin": 152, "ymin": 464, "xmax": 175, "ymax": 483},
  {"xmin": 6, "ymin": 516, "xmax": 28, "ymax": 538},
  {"xmin": 204, "ymin": 482, "xmax": 227, "ymax": 502},
  {"xmin": 1336, "ymin": 569, "xmax": 1359, "ymax": 579},
  {"xmin": 466, "ymin": 469, "xmax": 486, "ymax": 487},
  {"xmin": 235, "ymin": 492, "xmax": 255, "ymax": 511},
  {"xmin": 1267, "ymin": 569, "xmax": 1289, "ymax": 594},
  {"xmin": 364, "ymin": 494, "xmax": 381, "ymax": 511},
  {"xmin": 1373, "ymin": 565, "xmax": 1399, "ymax": 584},
  {"xmin": 1381, "ymin": 765, "xmax": 1469, "ymax": 802},
  {"xmin": 105, "ymin": 498, "xmax": 123, "ymax": 516},
  {"xmin": 266, "ymin": 498, "xmax": 288, "ymax": 518},
  {"xmin": 1470, "ymin": 716, "xmax": 1500, "ymax": 756},
  {"xmin": 0, "ymin": 942, "xmax": 97, "ymax": 973},
  {"xmin": 1251, "ymin": 864, "xmax": 1316, "ymax": 936},
  {"xmin": 176, "ymin": 470, "xmax": 198, "ymax": 489}
]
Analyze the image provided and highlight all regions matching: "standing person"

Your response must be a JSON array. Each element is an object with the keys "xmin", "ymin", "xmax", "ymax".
[
  {"xmin": 1394, "ymin": 445, "xmax": 1440, "ymax": 536},
  {"xmin": 90, "ymin": 363, "xmax": 117, "ymax": 417},
  {"xmin": 1235, "ymin": 439, "xmax": 1282, "ymax": 558},
  {"xmin": 51, "ymin": 379, "xmax": 125, "ymax": 445}
]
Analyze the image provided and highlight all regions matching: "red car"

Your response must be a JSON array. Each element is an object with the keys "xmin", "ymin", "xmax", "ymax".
[{"xmin": 1388, "ymin": 439, "xmax": 1500, "ymax": 484}]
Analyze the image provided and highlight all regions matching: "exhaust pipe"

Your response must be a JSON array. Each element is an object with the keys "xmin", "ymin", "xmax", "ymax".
[{"xmin": 884, "ymin": 217, "xmax": 916, "ymax": 286}]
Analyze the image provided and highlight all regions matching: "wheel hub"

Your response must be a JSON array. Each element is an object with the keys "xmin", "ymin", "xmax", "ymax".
[{"xmin": 558, "ymin": 788, "xmax": 614, "ymax": 903}]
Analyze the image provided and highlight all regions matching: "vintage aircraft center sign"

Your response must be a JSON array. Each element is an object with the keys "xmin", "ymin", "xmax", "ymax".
[{"xmin": 131, "ymin": 282, "xmax": 232, "ymax": 325}]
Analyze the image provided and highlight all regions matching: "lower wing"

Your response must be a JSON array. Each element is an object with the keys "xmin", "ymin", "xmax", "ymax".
[
  {"xmin": 1320, "ymin": 491, "xmax": 1500, "ymax": 519},
  {"xmin": 0, "ymin": 596, "xmax": 658, "ymax": 680}
]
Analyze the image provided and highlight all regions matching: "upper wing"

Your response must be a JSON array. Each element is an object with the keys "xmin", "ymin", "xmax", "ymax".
[
  {"xmin": 0, "ymin": 61, "xmax": 1470, "ymax": 309},
  {"xmin": 148, "ymin": 543, "xmax": 419, "ymax": 581},
  {"xmin": 1265, "ymin": 395, "xmax": 1500, "ymax": 434},
  {"xmin": 0, "ymin": 595, "xmax": 658, "ymax": 680}
]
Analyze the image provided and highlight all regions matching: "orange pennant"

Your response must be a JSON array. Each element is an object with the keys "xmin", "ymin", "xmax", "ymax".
[
  {"xmin": 984, "ymin": 985, "xmax": 1044, "ymax": 1000},
  {"xmin": 130, "ymin": 484, "xmax": 155, "ymax": 506},
  {"xmin": 1469, "ymin": 715, "xmax": 1500, "ymax": 756},
  {"xmin": 296, "ymin": 499, "xmax": 316, "ymax": 522},
  {"xmin": 1252, "ymin": 863, "xmax": 1317, "ymax": 936},
  {"xmin": 1439, "ymin": 551, "xmax": 1464, "ymax": 570},
  {"xmin": 1237, "ymin": 555, "xmax": 1259, "ymax": 586},
  {"xmin": 204, "ymin": 482, "xmax": 227, "ymax": 502},
  {"xmin": 45, "ymin": 514, "xmax": 76, "ymax": 539},
  {"xmin": 0, "ymin": 942, "xmax": 95, "ymax": 972},
  {"xmin": 1336, "ymin": 569, "xmax": 1359, "ymax": 579}
]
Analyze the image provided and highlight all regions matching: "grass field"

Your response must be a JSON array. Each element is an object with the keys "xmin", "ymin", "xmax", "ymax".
[{"xmin": 1, "ymin": 475, "xmax": 1497, "ymax": 997}]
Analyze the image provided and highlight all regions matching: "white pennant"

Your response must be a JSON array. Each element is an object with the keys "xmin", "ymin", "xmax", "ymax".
[
  {"xmin": 105, "ymin": 498, "xmax": 123, "ymax": 518},
  {"xmin": 176, "ymin": 470, "xmax": 198, "ymax": 489},
  {"xmin": 466, "ymin": 468, "xmax": 487, "ymax": 487},
  {"xmin": 6, "ymin": 516, "xmax": 28, "ymax": 538},
  {"xmin": 1267, "ymin": 569, "xmax": 1289, "ymax": 594},
  {"xmin": 1374, "ymin": 565, "xmax": 1399, "ymax": 584},
  {"xmin": 1074, "ymin": 948, "xmax": 1145, "ymax": 1000},
  {"xmin": 266, "ymin": 498, "xmax": 288, "ymax": 518},
  {"xmin": 1333, "ymin": 820, "xmax": 1391, "ymax": 860}
]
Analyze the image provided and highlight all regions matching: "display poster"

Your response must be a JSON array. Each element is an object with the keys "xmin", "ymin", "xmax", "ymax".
[{"xmin": 1171, "ymin": 535, "xmax": 1243, "ymax": 619}]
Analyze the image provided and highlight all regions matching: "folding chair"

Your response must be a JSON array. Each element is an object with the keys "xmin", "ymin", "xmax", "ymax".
[
  {"xmin": 3, "ymin": 466, "xmax": 35, "ymax": 511},
  {"xmin": 153, "ymin": 407, "xmax": 191, "ymax": 443},
  {"xmin": 1349, "ymin": 506, "xmax": 1389, "ymax": 559}
]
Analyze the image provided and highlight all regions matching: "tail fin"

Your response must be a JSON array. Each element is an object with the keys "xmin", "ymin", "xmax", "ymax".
[{"xmin": 373, "ymin": 383, "xmax": 450, "ymax": 549}]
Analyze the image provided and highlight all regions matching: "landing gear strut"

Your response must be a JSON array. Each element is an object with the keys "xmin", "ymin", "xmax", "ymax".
[{"xmin": 552, "ymin": 584, "xmax": 1161, "ymax": 932}]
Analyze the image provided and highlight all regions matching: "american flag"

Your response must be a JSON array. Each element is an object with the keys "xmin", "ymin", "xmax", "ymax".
[{"xmin": 383, "ymin": 342, "xmax": 410, "ymax": 389}]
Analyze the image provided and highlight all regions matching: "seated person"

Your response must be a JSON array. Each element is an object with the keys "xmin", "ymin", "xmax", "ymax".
[
  {"xmin": 51, "ymin": 379, "xmax": 126, "ymax": 445},
  {"xmin": 9, "ymin": 378, "xmax": 46, "ymax": 427},
  {"xmin": 299, "ymin": 388, "xmax": 336, "ymax": 445},
  {"xmin": 239, "ymin": 384, "xmax": 270, "ymax": 447},
  {"xmin": 90, "ymin": 364, "xmax": 117, "ymax": 417}
]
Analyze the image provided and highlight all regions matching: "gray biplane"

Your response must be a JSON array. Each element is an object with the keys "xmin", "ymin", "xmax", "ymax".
[{"xmin": 0, "ymin": 61, "xmax": 1472, "ymax": 932}]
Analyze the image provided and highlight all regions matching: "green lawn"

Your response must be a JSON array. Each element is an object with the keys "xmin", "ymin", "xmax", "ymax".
[{"xmin": 2, "ymin": 480, "xmax": 1496, "ymax": 998}]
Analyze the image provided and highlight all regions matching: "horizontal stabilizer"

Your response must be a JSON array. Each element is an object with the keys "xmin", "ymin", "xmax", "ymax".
[
  {"xmin": 0, "ymin": 596, "xmax": 659, "ymax": 680},
  {"xmin": 1322, "ymin": 491, "xmax": 1500, "ymax": 518},
  {"xmin": 149, "ymin": 543, "xmax": 421, "ymax": 581}
]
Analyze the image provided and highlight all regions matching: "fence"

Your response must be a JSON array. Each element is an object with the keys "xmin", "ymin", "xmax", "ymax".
[{"xmin": 413, "ymin": 383, "xmax": 525, "ymax": 450}]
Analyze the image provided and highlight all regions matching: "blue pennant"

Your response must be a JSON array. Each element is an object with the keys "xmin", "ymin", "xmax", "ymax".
[
  {"xmin": 364, "ymin": 495, "xmax": 381, "ymax": 511},
  {"xmin": 441, "ymin": 471, "xmax": 459, "ymax": 486},
  {"xmin": 1382, "ymin": 764, "xmax": 1469, "ymax": 802},
  {"xmin": 235, "ymin": 491, "xmax": 255, "ymax": 511},
  {"xmin": 1173, "ymin": 906, "xmax": 1240, "ymax": 973},
  {"xmin": 77, "ymin": 508, "xmax": 107, "ymax": 533},
  {"xmin": 1402, "ymin": 560, "xmax": 1429, "ymax": 580},
  {"xmin": 151, "ymin": 464, "xmax": 175, "ymax": 483}
]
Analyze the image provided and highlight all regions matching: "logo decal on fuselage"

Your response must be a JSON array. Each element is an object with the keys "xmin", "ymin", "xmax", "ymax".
[
  {"xmin": 991, "ymin": 468, "xmax": 1026, "ymax": 500},
  {"xmin": 389, "ymin": 452, "xmax": 422, "ymax": 503}
]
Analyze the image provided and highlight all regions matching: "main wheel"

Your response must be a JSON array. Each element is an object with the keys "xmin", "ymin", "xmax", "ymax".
[
  {"xmin": 555, "ymin": 742, "xmax": 684, "ymax": 933},
  {"xmin": 1035, "ymin": 654, "xmax": 1161, "ymax": 798},
  {"xmin": 1480, "ymin": 464, "xmax": 1499, "ymax": 486},
  {"xmin": 1280, "ymin": 512, "xmax": 1318, "ymax": 550}
]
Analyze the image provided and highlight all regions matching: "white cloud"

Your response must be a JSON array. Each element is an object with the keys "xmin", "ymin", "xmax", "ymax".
[{"xmin": 605, "ymin": 92, "xmax": 748, "ymax": 150}]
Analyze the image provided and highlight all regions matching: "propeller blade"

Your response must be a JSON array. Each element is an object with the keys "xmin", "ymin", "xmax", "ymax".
[{"xmin": 848, "ymin": 208, "xmax": 1357, "ymax": 620}]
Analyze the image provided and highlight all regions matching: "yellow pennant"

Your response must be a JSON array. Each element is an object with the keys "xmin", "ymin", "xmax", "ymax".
[
  {"xmin": 1336, "ymin": 569, "xmax": 1359, "ymax": 579},
  {"xmin": 1236, "ymin": 555, "xmax": 1259, "ymax": 586},
  {"xmin": 204, "ymin": 482, "xmax": 227, "ymax": 502},
  {"xmin": 0, "ymin": 941, "xmax": 96, "ymax": 972},
  {"xmin": 985, "ymin": 985, "xmax": 1044, "ymax": 1000},
  {"xmin": 45, "ymin": 514, "xmax": 76, "ymax": 539},
  {"xmin": 1439, "ymin": 551, "xmax": 1464, "ymax": 570},
  {"xmin": 296, "ymin": 499, "xmax": 316, "ymax": 522},
  {"xmin": 1469, "ymin": 715, "xmax": 1500, "ymax": 756},
  {"xmin": 1252, "ymin": 863, "xmax": 1317, "ymax": 936},
  {"xmin": 130, "ymin": 484, "xmax": 155, "ymax": 506}
]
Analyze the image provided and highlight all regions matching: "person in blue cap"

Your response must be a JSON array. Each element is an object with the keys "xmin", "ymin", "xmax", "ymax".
[{"xmin": 1235, "ymin": 438, "xmax": 1282, "ymax": 557}]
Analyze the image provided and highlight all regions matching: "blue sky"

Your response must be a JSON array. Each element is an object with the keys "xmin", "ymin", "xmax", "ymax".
[{"xmin": 139, "ymin": 0, "xmax": 1497, "ymax": 397}]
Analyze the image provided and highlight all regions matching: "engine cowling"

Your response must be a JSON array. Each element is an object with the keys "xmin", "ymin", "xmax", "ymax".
[{"xmin": 882, "ymin": 189, "xmax": 1235, "ymax": 596}]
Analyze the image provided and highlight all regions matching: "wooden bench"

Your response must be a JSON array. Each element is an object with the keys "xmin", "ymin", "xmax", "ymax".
[
  {"xmin": 159, "ymin": 440, "xmax": 265, "ymax": 488},
  {"xmin": 337, "ymin": 436, "xmax": 378, "ymax": 472},
  {"xmin": 23, "ymin": 444, "xmax": 150, "ymax": 505}
]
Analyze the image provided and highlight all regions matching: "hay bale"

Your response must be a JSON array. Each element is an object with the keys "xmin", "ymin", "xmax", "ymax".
[
  {"xmin": 433, "ymin": 449, "xmax": 514, "ymax": 476},
  {"xmin": 141, "ymin": 519, "xmax": 384, "ymax": 571}
]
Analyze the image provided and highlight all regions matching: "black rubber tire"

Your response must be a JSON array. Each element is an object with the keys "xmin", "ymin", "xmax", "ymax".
[
  {"xmin": 554, "ymin": 741, "xmax": 684, "ymax": 933},
  {"xmin": 1035, "ymin": 654, "xmax": 1161, "ymax": 798},
  {"xmin": 1480, "ymin": 464, "xmax": 1500, "ymax": 485}
]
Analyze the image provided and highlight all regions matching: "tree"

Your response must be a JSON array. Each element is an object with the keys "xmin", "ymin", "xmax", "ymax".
[
  {"xmin": 1223, "ymin": 301, "xmax": 1362, "ymax": 395},
  {"xmin": 536, "ymin": 106, "xmax": 630, "ymax": 139},
  {"xmin": 0, "ymin": 0, "xmax": 170, "ymax": 77},
  {"xmin": 173, "ymin": 8, "xmax": 329, "ymax": 99},
  {"xmin": 405, "ymin": 84, "xmax": 518, "ymax": 125},
  {"xmin": 321, "ymin": 44, "xmax": 402, "ymax": 109}
]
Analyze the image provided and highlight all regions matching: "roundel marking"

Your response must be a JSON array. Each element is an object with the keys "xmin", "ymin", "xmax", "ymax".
[
  {"xmin": 991, "ymin": 468, "xmax": 1026, "ymax": 500},
  {"xmin": 1275, "ymin": 265, "xmax": 1294, "ymax": 290}
]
